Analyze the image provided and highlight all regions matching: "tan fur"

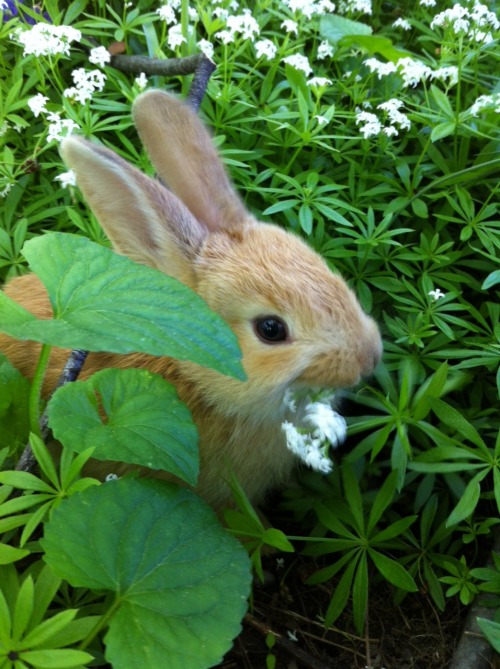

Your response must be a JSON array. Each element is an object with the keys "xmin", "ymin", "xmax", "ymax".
[{"xmin": 0, "ymin": 91, "xmax": 382, "ymax": 509}]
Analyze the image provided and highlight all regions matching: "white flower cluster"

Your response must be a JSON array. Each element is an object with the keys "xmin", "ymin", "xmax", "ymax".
[
  {"xmin": 15, "ymin": 23, "xmax": 81, "ymax": 57},
  {"xmin": 89, "ymin": 46, "xmax": 111, "ymax": 67},
  {"xmin": 216, "ymin": 9, "xmax": 260, "ymax": 43},
  {"xmin": 54, "ymin": 169, "xmax": 77, "ymax": 188},
  {"xmin": 64, "ymin": 68, "xmax": 107, "ymax": 104},
  {"xmin": 255, "ymin": 39, "xmax": 277, "ymax": 60},
  {"xmin": 468, "ymin": 93, "xmax": 500, "ymax": 116},
  {"xmin": 282, "ymin": 53, "xmax": 313, "ymax": 75},
  {"xmin": 356, "ymin": 99, "xmax": 411, "ymax": 138},
  {"xmin": 282, "ymin": 390, "xmax": 347, "ymax": 474},
  {"xmin": 317, "ymin": 40, "xmax": 335, "ymax": 59},
  {"xmin": 365, "ymin": 57, "xmax": 458, "ymax": 88},
  {"xmin": 337, "ymin": 0, "xmax": 372, "ymax": 15},
  {"xmin": 281, "ymin": 0, "xmax": 336, "ymax": 19},
  {"xmin": 393, "ymin": 18, "xmax": 411, "ymax": 31},
  {"xmin": 27, "ymin": 95, "xmax": 80, "ymax": 143},
  {"xmin": 431, "ymin": 2, "xmax": 500, "ymax": 44},
  {"xmin": 428, "ymin": 288, "xmax": 445, "ymax": 301}
]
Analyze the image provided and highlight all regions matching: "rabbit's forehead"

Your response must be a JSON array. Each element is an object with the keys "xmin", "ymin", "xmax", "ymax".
[{"xmin": 198, "ymin": 224, "xmax": 359, "ymax": 321}]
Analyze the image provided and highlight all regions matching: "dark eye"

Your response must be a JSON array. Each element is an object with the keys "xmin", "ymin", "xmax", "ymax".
[{"xmin": 254, "ymin": 317, "xmax": 288, "ymax": 344}]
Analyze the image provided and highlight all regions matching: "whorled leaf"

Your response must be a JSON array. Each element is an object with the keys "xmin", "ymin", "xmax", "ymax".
[
  {"xmin": 0, "ymin": 233, "xmax": 245, "ymax": 380},
  {"xmin": 47, "ymin": 368, "xmax": 198, "ymax": 486},
  {"xmin": 41, "ymin": 478, "xmax": 252, "ymax": 669}
]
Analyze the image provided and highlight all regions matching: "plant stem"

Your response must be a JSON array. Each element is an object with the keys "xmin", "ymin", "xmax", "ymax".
[
  {"xmin": 78, "ymin": 595, "xmax": 122, "ymax": 651},
  {"xmin": 28, "ymin": 343, "xmax": 52, "ymax": 439}
]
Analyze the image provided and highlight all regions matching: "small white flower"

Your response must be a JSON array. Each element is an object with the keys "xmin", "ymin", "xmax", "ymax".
[
  {"xmin": 28, "ymin": 94, "xmax": 49, "ymax": 117},
  {"xmin": 304, "ymin": 401, "xmax": 347, "ymax": 447},
  {"xmin": 47, "ymin": 116, "xmax": 80, "ymax": 143},
  {"xmin": 197, "ymin": 39, "xmax": 214, "ymax": 59},
  {"xmin": 135, "ymin": 72, "xmax": 148, "ymax": 89},
  {"xmin": 317, "ymin": 40, "xmax": 334, "ymax": 59},
  {"xmin": 364, "ymin": 57, "xmax": 397, "ymax": 78},
  {"xmin": 338, "ymin": 0, "xmax": 372, "ymax": 14},
  {"xmin": 276, "ymin": 558, "xmax": 285, "ymax": 569},
  {"xmin": 0, "ymin": 183, "xmax": 13, "ymax": 198},
  {"xmin": 315, "ymin": 115, "xmax": 329, "ymax": 125},
  {"xmin": 281, "ymin": 19, "xmax": 299, "ymax": 35},
  {"xmin": 431, "ymin": 66, "xmax": 459, "ymax": 86},
  {"xmin": 428, "ymin": 288, "xmax": 446, "ymax": 301},
  {"xmin": 420, "ymin": 0, "xmax": 436, "ymax": 6},
  {"xmin": 307, "ymin": 76, "xmax": 332, "ymax": 87},
  {"xmin": 282, "ymin": 53, "xmax": 313, "ymax": 75},
  {"xmin": 156, "ymin": 4, "xmax": 177, "ymax": 24},
  {"xmin": 355, "ymin": 111, "xmax": 382, "ymax": 138},
  {"xmin": 105, "ymin": 473, "xmax": 119, "ymax": 482},
  {"xmin": 215, "ymin": 29, "xmax": 235, "ymax": 45},
  {"xmin": 55, "ymin": 169, "xmax": 77, "ymax": 188},
  {"xmin": 227, "ymin": 10, "xmax": 260, "ymax": 40},
  {"xmin": 393, "ymin": 18, "xmax": 411, "ymax": 30},
  {"xmin": 213, "ymin": 6, "xmax": 229, "ymax": 20},
  {"xmin": 255, "ymin": 39, "xmax": 277, "ymax": 60},
  {"xmin": 396, "ymin": 57, "xmax": 432, "ymax": 87},
  {"xmin": 89, "ymin": 46, "xmax": 111, "ymax": 67},
  {"xmin": 167, "ymin": 24, "xmax": 186, "ymax": 50},
  {"xmin": 17, "ymin": 23, "xmax": 81, "ymax": 57},
  {"xmin": 287, "ymin": 630, "xmax": 298, "ymax": 642}
]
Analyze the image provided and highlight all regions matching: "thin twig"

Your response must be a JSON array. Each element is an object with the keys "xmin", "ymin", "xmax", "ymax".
[
  {"xmin": 110, "ymin": 52, "xmax": 212, "ymax": 77},
  {"xmin": 16, "ymin": 349, "xmax": 89, "ymax": 472}
]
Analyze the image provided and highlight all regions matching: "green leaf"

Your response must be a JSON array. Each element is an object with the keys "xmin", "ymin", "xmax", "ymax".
[
  {"xmin": 0, "ymin": 233, "xmax": 245, "ymax": 380},
  {"xmin": 369, "ymin": 550, "xmax": 418, "ymax": 591},
  {"xmin": 482, "ymin": 270, "xmax": 500, "ymax": 289},
  {"xmin": 0, "ymin": 354, "xmax": 30, "ymax": 450},
  {"xmin": 431, "ymin": 122, "xmax": 456, "ymax": 142},
  {"xmin": 20, "ymin": 648, "xmax": 93, "ymax": 669},
  {"xmin": 12, "ymin": 576, "xmax": 34, "ymax": 642},
  {"xmin": 323, "ymin": 555, "xmax": 358, "ymax": 627},
  {"xmin": 0, "ymin": 471, "xmax": 54, "ymax": 494},
  {"xmin": 261, "ymin": 528, "xmax": 294, "ymax": 552},
  {"xmin": 42, "ymin": 478, "xmax": 252, "ymax": 669},
  {"xmin": 0, "ymin": 544, "xmax": 30, "ymax": 565},
  {"xmin": 22, "ymin": 610, "xmax": 78, "ymax": 648},
  {"xmin": 352, "ymin": 552, "xmax": 368, "ymax": 634},
  {"xmin": 477, "ymin": 618, "xmax": 500, "ymax": 653},
  {"xmin": 367, "ymin": 470, "xmax": 398, "ymax": 535},
  {"xmin": 447, "ymin": 471, "xmax": 485, "ymax": 526},
  {"xmin": 320, "ymin": 14, "xmax": 372, "ymax": 43},
  {"xmin": 48, "ymin": 369, "xmax": 198, "ymax": 486},
  {"xmin": 430, "ymin": 85, "xmax": 454, "ymax": 119},
  {"xmin": 431, "ymin": 398, "xmax": 486, "ymax": 449}
]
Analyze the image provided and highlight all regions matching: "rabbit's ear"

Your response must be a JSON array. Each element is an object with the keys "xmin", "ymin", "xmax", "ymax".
[
  {"xmin": 60, "ymin": 136, "xmax": 206, "ymax": 283},
  {"xmin": 132, "ymin": 90, "xmax": 250, "ymax": 232}
]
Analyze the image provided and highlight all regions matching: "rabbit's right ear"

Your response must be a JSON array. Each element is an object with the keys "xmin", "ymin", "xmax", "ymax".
[
  {"xmin": 60, "ymin": 136, "xmax": 206, "ymax": 284},
  {"xmin": 132, "ymin": 90, "xmax": 250, "ymax": 232}
]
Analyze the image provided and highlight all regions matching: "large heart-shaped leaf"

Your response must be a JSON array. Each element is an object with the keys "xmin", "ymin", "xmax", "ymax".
[
  {"xmin": 0, "ymin": 233, "xmax": 245, "ymax": 380},
  {"xmin": 42, "ymin": 479, "xmax": 252, "ymax": 669},
  {"xmin": 47, "ymin": 368, "xmax": 198, "ymax": 485}
]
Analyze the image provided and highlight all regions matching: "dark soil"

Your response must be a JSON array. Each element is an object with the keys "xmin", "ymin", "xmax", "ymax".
[{"xmin": 222, "ymin": 553, "xmax": 469, "ymax": 669}]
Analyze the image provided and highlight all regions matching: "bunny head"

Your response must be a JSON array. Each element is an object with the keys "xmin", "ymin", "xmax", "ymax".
[
  {"xmin": 60, "ymin": 91, "xmax": 381, "ymax": 417},
  {"xmin": 56, "ymin": 90, "xmax": 382, "ymax": 505}
]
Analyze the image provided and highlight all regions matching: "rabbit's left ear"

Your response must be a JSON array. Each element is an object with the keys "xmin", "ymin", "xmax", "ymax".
[
  {"xmin": 133, "ymin": 90, "xmax": 250, "ymax": 232},
  {"xmin": 60, "ymin": 136, "xmax": 206, "ymax": 283}
]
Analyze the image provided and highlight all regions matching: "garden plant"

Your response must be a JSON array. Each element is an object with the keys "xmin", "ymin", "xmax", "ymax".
[{"xmin": 0, "ymin": 0, "xmax": 499, "ymax": 667}]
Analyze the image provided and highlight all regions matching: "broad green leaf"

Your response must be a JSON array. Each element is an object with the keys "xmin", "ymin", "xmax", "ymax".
[
  {"xmin": 20, "ymin": 648, "xmax": 93, "ymax": 669},
  {"xmin": 431, "ymin": 398, "xmax": 486, "ymax": 449},
  {"xmin": 42, "ymin": 478, "xmax": 252, "ymax": 669},
  {"xmin": 0, "ymin": 544, "xmax": 30, "ymax": 564},
  {"xmin": 48, "ymin": 369, "xmax": 198, "ymax": 485},
  {"xmin": 320, "ymin": 14, "xmax": 372, "ymax": 43},
  {"xmin": 369, "ymin": 550, "xmax": 418, "ymax": 591},
  {"xmin": 0, "ymin": 354, "xmax": 30, "ymax": 450},
  {"xmin": 0, "ymin": 233, "xmax": 245, "ymax": 380},
  {"xmin": 477, "ymin": 618, "xmax": 500, "ymax": 653}
]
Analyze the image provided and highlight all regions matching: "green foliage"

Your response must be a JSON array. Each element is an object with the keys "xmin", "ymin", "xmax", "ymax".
[
  {"xmin": 42, "ymin": 478, "xmax": 251, "ymax": 669},
  {"xmin": 0, "ymin": 0, "xmax": 499, "ymax": 662}
]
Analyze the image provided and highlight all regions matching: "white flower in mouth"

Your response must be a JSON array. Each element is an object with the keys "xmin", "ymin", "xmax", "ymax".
[{"xmin": 282, "ymin": 390, "xmax": 346, "ymax": 473}]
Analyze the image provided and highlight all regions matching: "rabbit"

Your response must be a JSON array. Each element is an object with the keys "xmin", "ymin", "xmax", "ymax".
[{"xmin": 0, "ymin": 90, "xmax": 382, "ymax": 510}]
